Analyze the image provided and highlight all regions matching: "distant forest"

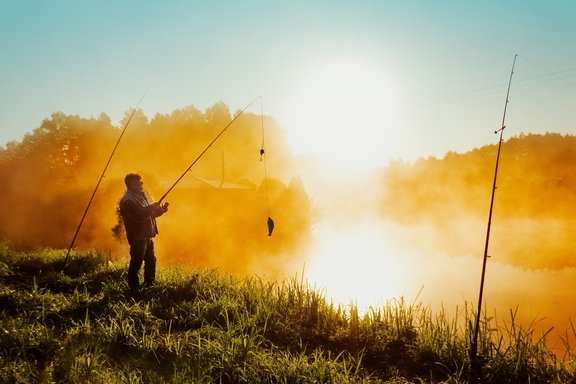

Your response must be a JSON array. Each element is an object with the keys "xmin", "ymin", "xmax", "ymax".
[
  {"xmin": 1, "ymin": 104, "xmax": 575, "ymax": 272},
  {"xmin": 0, "ymin": 103, "xmax": 313, "ymax": 276},
  {"xmin": 377, "ymin": 132, "xmax": 576, "ymax": 269}
]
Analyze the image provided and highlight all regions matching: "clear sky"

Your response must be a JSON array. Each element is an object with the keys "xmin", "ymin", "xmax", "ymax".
[{"xmin": 1, "ymin": 0, "xmax": 575, "ymax": 171}]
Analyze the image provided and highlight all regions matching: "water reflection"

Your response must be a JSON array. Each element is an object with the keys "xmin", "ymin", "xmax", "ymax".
[{"xmin": 304, "ymin": 219, "xmax": 575, "ymax": 356}]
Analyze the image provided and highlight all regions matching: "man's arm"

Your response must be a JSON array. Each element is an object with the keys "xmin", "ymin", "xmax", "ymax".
[{"xmin": 121, "ymin": 200, "xmax": 156, "ymax": 222}]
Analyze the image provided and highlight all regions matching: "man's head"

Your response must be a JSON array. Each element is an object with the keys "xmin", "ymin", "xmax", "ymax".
[{"xmin": 125, "ymin": 173, "xmax": 143, "ymax": 192}]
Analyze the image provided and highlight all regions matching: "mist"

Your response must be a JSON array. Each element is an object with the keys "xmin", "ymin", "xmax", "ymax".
[
  {"xmin": 292, "ymin": 137, "xmax": 576, "ymax": 353},
  {"xmin": 300, "ymin": 212, "xmax": 576, "ymax": 355},
  {"xmin": 1, "ymin": 106, "xmax": 575, "ymax": 353},
  {"xmin": 0, "ymin": 106, "xmax": 314, "ymax": 279}
]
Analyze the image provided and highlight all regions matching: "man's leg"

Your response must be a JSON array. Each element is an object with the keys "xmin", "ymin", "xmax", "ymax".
[
  {"xmin": 143, "ymin": 238, "xmax": 157, "ymax": 287},
  {"xmin": 128, "ymin": 239, "xmax": 147, "ymax": 290}
]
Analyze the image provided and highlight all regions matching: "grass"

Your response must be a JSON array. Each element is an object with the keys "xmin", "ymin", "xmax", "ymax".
[{"xmin": 0, "ymin": 241, "xmax": 575, "ymax": 383}]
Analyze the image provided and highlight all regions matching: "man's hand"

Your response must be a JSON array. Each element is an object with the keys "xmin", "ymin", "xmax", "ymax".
[{"xmin": 151, "ymin": 202, "xmax": 169, "ymax": 217}]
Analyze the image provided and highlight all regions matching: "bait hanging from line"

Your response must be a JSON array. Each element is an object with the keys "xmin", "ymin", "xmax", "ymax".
[
  {"xmin": 156, "ymin": 95, "xmax": 273, "ymax": 237},
  {"xmin": 267, "ymin": 216, "xmax": 274, "ymax": 237},
  {"xmin": 260, "ymin": 98, "xmax": 274, "ymax": 236}
]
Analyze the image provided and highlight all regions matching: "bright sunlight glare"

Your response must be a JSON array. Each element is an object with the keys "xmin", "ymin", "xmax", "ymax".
[
  {"xmin": 285, "ymin": 59, "xmax": 400, "ymax": 172},
  {"xmin": 304, "ymin": 220, "xmax": 410, "ymax": 311}
]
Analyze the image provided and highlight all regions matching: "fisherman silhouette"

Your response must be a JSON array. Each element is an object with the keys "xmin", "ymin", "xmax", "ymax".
[{"xmin": 119, "ymin": 173, "xmax": 168, "ymax": 296}]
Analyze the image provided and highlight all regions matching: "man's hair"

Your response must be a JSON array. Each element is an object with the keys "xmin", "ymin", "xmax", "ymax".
[{"xmin": 124, "ymin": 173, "xmax": 142, "ymax": 187}]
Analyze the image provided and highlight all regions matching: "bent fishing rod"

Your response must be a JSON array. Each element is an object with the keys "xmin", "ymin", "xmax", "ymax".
[
  {"xmin": 157, "ymin": 96, "xmax": 261, "ymax": 205},
  {"xmin": 468, "ymin": 54, "xmax": 517, "ymax": 384},
  {"xmin": 63, "ymin": 86, "xmax": 150, "ymax": 270}
]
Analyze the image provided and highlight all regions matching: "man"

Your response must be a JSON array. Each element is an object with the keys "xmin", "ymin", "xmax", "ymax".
[{"xmin": 119, "ymin": 173, "xmax": 168, "ymax": 295}]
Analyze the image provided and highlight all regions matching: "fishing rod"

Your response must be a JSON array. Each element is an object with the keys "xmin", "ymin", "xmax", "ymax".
[
  {"xmin": 468, "ymin": 54, "xmax": 517, "ymax": 384},
  {"xmin": 63, "ymin": 86, "xmax": 150, "ymax": 270},
  {"xmin": 157, "ymin": 96, "xmax": 261, "ymax": 204}
]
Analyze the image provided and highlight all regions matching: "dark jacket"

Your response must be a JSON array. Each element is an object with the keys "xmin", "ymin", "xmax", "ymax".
[{"xmin": 120, "ymin": 189, "xmax": 159, "ymax": 242}]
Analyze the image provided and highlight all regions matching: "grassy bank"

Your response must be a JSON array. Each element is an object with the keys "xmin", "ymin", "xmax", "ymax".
[{"xmin": 0, "ymin": 242, "xmax": 574, "ymax": 383}]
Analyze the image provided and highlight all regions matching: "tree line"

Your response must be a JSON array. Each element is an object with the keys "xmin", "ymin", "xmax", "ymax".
[
  {"xmin": 0, "ymin": 102, "xmax": 314, "ymax": 277},
  {"xmin": 3, "ymin": 104, "xmax": 574, "ymax": 272},
  {"xmin": 377, "ymin": 132, "xmax": 576, "ymax": 269}
]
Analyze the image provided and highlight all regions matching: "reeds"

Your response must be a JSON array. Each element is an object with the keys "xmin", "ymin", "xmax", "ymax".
[{"xmin": 0, "ymin": 244, "xmax": 574, "ymax": 383}]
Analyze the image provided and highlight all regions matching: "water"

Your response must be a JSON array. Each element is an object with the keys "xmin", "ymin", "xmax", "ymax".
[{"xmin": 303, "ymin": 218, "xmax": 575, "ymax": 356}]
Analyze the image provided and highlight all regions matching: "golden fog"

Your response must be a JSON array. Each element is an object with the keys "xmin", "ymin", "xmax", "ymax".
[
  {"xmin": 1, "ymin": 104, "xmax": 575, "ymax": 351},
  {"xmin": 0, "ymin": 103, "xmax": 313, "ymax": 277}
]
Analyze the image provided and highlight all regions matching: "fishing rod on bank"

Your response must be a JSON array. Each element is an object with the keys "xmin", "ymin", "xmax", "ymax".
[
  {"xmin": 62, "ymin": 86, "xmax": 150, "ymax": 271},
  {"xmin": 468, "ymin": 54, "xmax": 517, "ymax": 384},
  {"xmin": 157, "ymin": 95, "xmax": 261, "ymax": 205}
]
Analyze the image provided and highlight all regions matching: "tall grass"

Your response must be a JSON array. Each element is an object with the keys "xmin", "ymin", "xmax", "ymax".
[{"xmin": 0, "ymin": 242, "xmax": 574, "ymax": 383}]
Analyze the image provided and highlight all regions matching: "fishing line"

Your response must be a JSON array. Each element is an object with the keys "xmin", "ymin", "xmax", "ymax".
[
  {"xmin": 403, "ymin": 66, "xmax": 576, "ymax": 108},
  {"xmin": 63, "ymin": 85, "xmax": 151, "ymax": 270},
  {"xmin": 259, "ymin": 97, "xmax": 274, "ymax": 236},
  {"xmin": 518, "ymin": 55, "xmax": 576, "ymax": 88},
  {"xmin": 400, "ymin": 65, "xmax": 576, "ymax": 117}
]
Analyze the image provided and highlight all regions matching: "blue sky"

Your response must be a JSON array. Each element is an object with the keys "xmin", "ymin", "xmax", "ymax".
[{"xmin": 1, "ymin": 0, "xmax": 575, "ymax": 170}]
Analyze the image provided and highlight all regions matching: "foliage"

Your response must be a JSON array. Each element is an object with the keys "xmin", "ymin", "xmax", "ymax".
[
  {"xmin": 1, "ymin": 244, "xmax": 575, "ymax": 383},
  {"xmin": 380, "ymin": 132, "xmax": 576, "ymax": 221},
  {"xmin": 0, "ymin": 104, "xmax": 313, "ymax": 276},
  {"xmin": 378, "ymin": 132, "xmax": 576, "ymax": 269}
]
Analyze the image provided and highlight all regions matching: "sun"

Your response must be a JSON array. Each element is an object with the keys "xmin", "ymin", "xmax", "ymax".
[{"xmin": 285, "ymin": 59, "xmax": 399, "ymax": 172}]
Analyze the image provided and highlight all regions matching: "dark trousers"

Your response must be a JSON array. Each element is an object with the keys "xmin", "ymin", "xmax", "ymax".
[{"xmin": 127, "ymin": 238, "xmax": 156, "ymax": 289}]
